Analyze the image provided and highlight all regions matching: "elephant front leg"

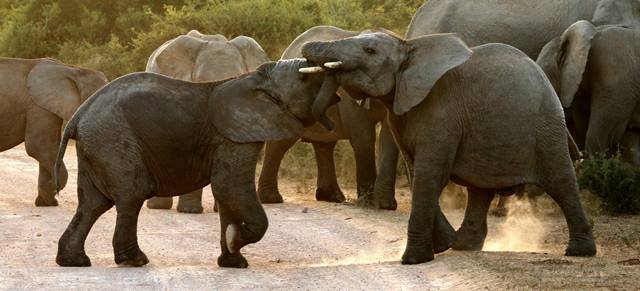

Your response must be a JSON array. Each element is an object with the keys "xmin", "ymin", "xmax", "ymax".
[
  {"xmin": 211, "ymin": 142, "xmax": 268, "ymax": 268},
  {"xmin": 25, "ymin": 108, "xmax": 64, "ymax": 206},
  {"xmin": 257, "ymin": 138, "xmax": 297, "ymax": 203},
  {"xmin": 312, "ymin": 141, "xmax": 345, "ymax": 202},
  {"xmin": 177, "ymin": 188, "xmax": 204, "ymax": 213}
]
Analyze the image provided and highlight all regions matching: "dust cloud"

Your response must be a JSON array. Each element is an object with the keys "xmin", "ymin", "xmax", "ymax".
[{"xmin": 483, "ymin": 197, "xmax": 549, "ymax": 252}]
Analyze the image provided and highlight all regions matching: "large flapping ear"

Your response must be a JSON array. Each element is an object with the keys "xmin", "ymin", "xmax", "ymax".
[
  {"xmin": 27, "ymin": 59, "xmax": 82, "ymax": 120},
  {"xmin": 556, "ymin": 20, "xmax": 597, "ymax": 108},
  {"xmin": 152, "ymin": 35, "xmax": 205, "ymax": 80},
  {"xmin": 394, "ymin": 34, "xmax": 472, "ymax": 115},
  {"xmin": 210, "ymin": 72, "xmax": 303, "ymax": 143},
  {"xmin": 230, "ymin": 36, "xmax": 270, "ymax": 71}
]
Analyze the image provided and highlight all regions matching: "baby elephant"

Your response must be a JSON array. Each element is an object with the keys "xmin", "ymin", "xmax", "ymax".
[{"xmin": 54, "ymin": 59, "xmax": 333, "ymax": 268}]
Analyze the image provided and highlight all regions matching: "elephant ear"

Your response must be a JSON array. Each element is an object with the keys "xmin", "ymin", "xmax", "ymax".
[
  {"xmin": 210, "ymin": 67, "xmax": 303, "ymax": 143},
  {"xmin": 230, "ymin": 36, "xmax": 270, "ymax": 71},
  {"xmin": 555, "ymin": 21, "xmax": 597, "ymax": 108},
  {"xmin": 152, "ymin": 35, "xmax": 206, "ymax": 80},
  {"xmin": 394, "ymin": 34, "xmax": 472, "ymax": 115},
  {"xmin": 27, "ymin": 59, "xmax": 82, "ymax": 120}
]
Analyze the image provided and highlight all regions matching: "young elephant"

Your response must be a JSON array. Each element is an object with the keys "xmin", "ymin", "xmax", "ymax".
[
  {"xmin": 301, "ymin": 32, "xmax": 596, "ymax": 264},
  {"xmin": 0, "ymin": 58, "xmax": 107, "ymax": 206},
  {"xmin": 537, "ymin": 21, "xmax": 640, "ymax": 165},
  {"xmin": 54, "ymin": 59, "xmax": 334, "ymax": 268}
]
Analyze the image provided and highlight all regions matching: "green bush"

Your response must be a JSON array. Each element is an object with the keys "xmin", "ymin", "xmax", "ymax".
[{"xmin": 577, "ymin": 153, "xmax": 640, "ymax": 215}]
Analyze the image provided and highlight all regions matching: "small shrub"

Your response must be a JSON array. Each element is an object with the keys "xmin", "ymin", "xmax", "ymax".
[{"xmin": 577, "ymin": 153, "xmax": 640, "ymax": 215}]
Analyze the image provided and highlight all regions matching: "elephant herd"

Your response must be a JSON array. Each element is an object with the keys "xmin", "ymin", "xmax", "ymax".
[{"xmin": 0, "ymin": 0, "xmax": 639, "ymax": 268}]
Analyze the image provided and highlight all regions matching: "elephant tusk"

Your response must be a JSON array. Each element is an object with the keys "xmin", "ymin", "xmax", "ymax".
[
  {"xmin": 299, "ymin": 66, "xmax": 325, "ymax": 74},
  {"xmin": 356, "ymin": 99, "xmax": 364, "ymax": 106},
  {"xmin": 324, "ymin": 61, "xmax": 343, "ymax": 69}
]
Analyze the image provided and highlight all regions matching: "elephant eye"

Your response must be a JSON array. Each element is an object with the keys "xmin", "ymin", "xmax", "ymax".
[{"xmin": 363, "ymin": 47, "xmax": 377, "ymax": 55}]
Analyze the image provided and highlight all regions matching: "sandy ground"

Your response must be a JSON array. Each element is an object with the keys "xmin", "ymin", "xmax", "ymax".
[{"xmin": 0, "ymin": 144, "xmax": 639, "ymax": 290}]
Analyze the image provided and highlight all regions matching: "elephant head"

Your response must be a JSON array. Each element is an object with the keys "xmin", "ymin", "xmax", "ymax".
[
  {"xmin": 27, "ymin": 59, "xmax": 108, "ymax": 120},
  {"xmin": 592, "ymin": 0, "xmax": 640, "ymax": 28},
  {"xmin": 210, "ymin": 59, "xmax": 339, "ymax": 142},
  {"xmin": 536, "ymin": 21, "xmax": 597, "ymax": 108},
  {"xmin": 301, "ymin": 32, "xmax": 472, "ymax": 116},
  {"xmin": 146, "ymin": 30, "xmax": 270, "ymax": 82}
]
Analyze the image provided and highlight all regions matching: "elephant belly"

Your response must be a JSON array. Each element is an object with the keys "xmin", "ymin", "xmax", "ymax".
[{"xmin": 0, "ymin": 96, "xmax": 26, "ymax": 151}]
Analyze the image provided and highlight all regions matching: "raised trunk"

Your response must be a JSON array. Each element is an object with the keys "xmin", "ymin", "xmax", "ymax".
[{"xmin": 311, "ymin": 74, "xmax": 340, "ymax": 130}]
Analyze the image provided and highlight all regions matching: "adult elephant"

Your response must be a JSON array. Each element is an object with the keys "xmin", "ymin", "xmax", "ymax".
[
  {"xmin": 257, "ymin": 26, "xmax": 400, "ymax": 210},
  {"xmin": 407, "ymin": 0, "xmax": 640, "ymax": 215},
  {"xmin": 537, "ymin": 21, "xmax": 640, "ymax": 165},
  {"xmin": 0, "ymin": 57, "xmax": 107, "ymax": 206},
  {"xmin": 145, "ymin": 30, "xmax": 270, "ymax": 213}
]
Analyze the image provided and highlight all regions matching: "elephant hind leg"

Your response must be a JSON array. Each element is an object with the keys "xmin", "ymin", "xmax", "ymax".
[
  {"xmin": 57, "ymin": 168, "xmax": 114, "ymax": 267},
  {"xmin": 113, "ymin": 198, "xmax": 149, "ymax": 267},
  {"xmin": 541, "ymin": 156, "xmax": 596, "ymax": 257},
  {"xmin": 313, "ymin": 141, "xmax": 345, "ymax": 203},
  {"xmin": 452, "ymin": 187, "xmax": 494, "ymax": 251},
  {"xmin": 24, "ymin": 107, "xmax": 64, "ymax": 206}
]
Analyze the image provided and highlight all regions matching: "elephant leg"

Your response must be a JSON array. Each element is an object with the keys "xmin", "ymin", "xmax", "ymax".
[
  {"xmin": 57, "ymin": 167, "xmax": 114, "ymax": 267},
  {"xmin": 402, "ymin": 149, "xmax": 454, "ymax": 265},
  {"xmin": 177, "ymin": 189, "xmax": 204, "ymax": 213},
  {"xmin": 312, "ymin": 141, "xmax": 345, "ymax": 202},
  {"xmin": 146, "ymin": 196, "xmax": 173, "ymax": 210},
  {"xmin": 113, "ymin": 198, "xmax": 149, "ymax": 266},
  {"xmin": 541, "ymin": 158, "xmax": 596, "ymax": 257},
  {"xmin": 211, "ymin": 142, "xmax": 267, "ymax": 268},
  {"xmin": 585, "ymin": 91, "xmax": 634, "ymax": 156},
  {"xmin": 452, "ymin": 187, "xmax": 494, "ymax": 251},
  {"xmin": 372, "ymin": 119, "xmax": 399, "ymax": 210},
  {"xmin": 350, "ymin": 124, "xmax": 377, "ymax": 202},
  {"xmin": 257, "ymin": 138, "xmax": 297, "ymax": 203},
  {"xmin": 569, "ymin": 99, "xmax": 590, "ymax": 150},
  {"xmin": 24, "ymin": 107, "xmax": 64, "ymax": 206},
  {"xmin": 489, "ymin": 195, "xmax": 509, "ymax": 217}
]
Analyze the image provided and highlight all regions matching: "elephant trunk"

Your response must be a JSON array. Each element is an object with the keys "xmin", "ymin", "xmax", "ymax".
[{"xmin": 312, "ymin": 74, "xmax": 340, "ymax": 130}]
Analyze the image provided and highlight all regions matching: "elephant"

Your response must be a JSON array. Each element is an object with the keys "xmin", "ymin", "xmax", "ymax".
[
  {"xmin": 145, "ymin": 30, "xmax": 270, "ymax": 213},
  {"xmin": 301, "ymin": 31, "xmax": 596, "ymax": 264},
  {"xmin": 0, "ymin": 57, "xmax": 107, "ymax": 206},
  {"xmin": 407, "ymin": 0, "xmax": 640, "ymax": 216},
  {"xmin": 258, "ymin": 25, "xmax": 400, "ymax": 210},
  {"xmin": 537, "ymin": 21, "xmax": 640, "ymax": 165},
  {"xmin": 54, "ymin": 59, "xmax": 337, "ymax": 268}
]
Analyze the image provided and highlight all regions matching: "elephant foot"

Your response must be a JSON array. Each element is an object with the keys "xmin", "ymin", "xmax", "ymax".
[
  {"xmin": 177, "ymin": 203, "xmax": 203, "ymax": 214},
  {"xmin": 374, "ymin": 195, "xmax": 397, "ymax": 210},
  {"xmin": 489, "ymin": 207, "xmax": 508, "ymax": 217},
  {"xmin": 213, "ymin": 201, "xmax": 219, "ymax": 213},
  {"xmin": 258, "ymin": 187, "xmax": 284, "ymax": 204},
  {"xmin": 217, "ymin": 252, "xmax": 249, "ymax": 268},
  {"xmin": 146, "ymin": 197, "xmax": 173, "ymax": 210},
  {"xmin": 565, "ymin": 234, "xmax": 597, "ymax": 257},
  {"xmin": 401, "ymin": 244, "xmax": 434, "ymax": 265},
  {"xmin": 315, "ymin": 186, "xmax": 345, "ymax": 203},
  {"xmin": 115, "ymin": 246, "xmax": 149, "ymax": 267},
  {"xmin": 56, "ymin": 251, "xmax": 91, "ymax": 267},
  {"xmin": 433, "ymin": 225, "xmax": 457, "ymax": 254},
  {"xmin": 452, "ymin": 229, "xmax": 486, "ymax": 251},
  {"xmin": 35, "ymin": 195, "xmax": 58, "ymax": 207}
]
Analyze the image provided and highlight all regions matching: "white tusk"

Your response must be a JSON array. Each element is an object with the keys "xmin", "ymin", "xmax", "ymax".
[
  {"xmin": 356, "ymin": 99, "xmax": 364, "ymax": 106},
  {"xmin": 324, "ymin": 61, "xmax": 343, "ymax": 69},
  {"xmin": 299, "ymin": 66, "xmax": 325, "ymax": 74}
]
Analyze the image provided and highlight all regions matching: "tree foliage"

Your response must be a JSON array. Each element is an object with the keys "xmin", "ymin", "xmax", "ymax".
[{"xmin": 0, "ymin": 0, "xmax": 423, "ymax": 79}]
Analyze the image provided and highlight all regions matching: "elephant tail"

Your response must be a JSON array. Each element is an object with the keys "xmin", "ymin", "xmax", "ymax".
[
  {"xmin": 567, "ymin": 128, "xmax": 582, "ymax": 162},
  {"xmin": 54, "ymin": 119, "xmax": 77, "ymax": 195}
]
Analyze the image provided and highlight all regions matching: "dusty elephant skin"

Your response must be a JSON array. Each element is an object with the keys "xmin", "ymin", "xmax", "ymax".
[
  {"xmin": 302, "ymin": 32, "xmax": 597, "ymax": 264},
  {"xmin": 537, "ymin": 21, "xmax": 640, "ymax": 166},
  {"xmin": 0, "ymin": 57, "xmax": 107, "ymax": 207},
  {"xmin": 258, "ymin": 25, "xmax": 399, "ymax": 209},
  {"xmin": 54, "ymin": 59, "xmax": 336, "ymax": 268},
  {"xmin": 145, "ymin": 30, "xmax": 270, "ymax": 213}
]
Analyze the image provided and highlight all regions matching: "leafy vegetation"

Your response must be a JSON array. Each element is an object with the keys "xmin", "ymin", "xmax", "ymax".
[{"xmin": 578, "ymin": 153, "xmax": 640, "ymax": 215}]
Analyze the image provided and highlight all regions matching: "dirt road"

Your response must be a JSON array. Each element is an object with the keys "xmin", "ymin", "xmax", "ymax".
[{"xmin": 1, "ymin": 144, "xmax": 639, "ymax": 290}]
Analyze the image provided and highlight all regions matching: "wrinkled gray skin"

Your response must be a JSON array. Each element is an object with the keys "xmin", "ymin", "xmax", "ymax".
[
  {"xmin": 54, "ymin": 59, "xmax": 334, "ymax": 268},
  {"xmin": 258, "ymin": 26, "xmax": 399, "ymax": 209},
  {"xmin": 408, "ymin": 0, "xmax": 640, "ymax": 215},
  {"xmin": 146, "ymin": 30, "xmax": 270, "ymax": 213},
  {"xmin": 537, "ymin": 21, "xmax": 640, "ymax": 165},
  {"xmin": 302, "ymin": 32, "xmax": 596, "ymax": 264},
  {"xmin": 0, "ymin": 57, "xmax": 107, "ymax": 207}
]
